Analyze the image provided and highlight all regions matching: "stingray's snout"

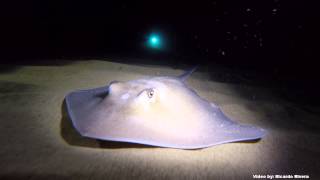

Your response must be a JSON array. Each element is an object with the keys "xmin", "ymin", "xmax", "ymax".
[
  {"xmin": 109, "ymin": 80, "xmax": 120, "ymax": 85},
  {"xmin": 109, "ymin": 81, "xmax": 122, "ymax": 94}
]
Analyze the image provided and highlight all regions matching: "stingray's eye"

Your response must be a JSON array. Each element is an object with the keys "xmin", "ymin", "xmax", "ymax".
[
  {"xmin": 136, "ymin": 88, "xmax": 156, "ymax": 102},
  {"xmin": 147, "ymin": 89, "xmax": 154, "ymax": 98}
]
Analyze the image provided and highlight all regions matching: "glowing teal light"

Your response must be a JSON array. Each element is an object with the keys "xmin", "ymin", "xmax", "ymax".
[
  {"xmin": 148, "ymin": 34, "xmax": 162, "ymax": 49},
  {"xmin": 151, "ymin": 37, "xmax": 158, "ymax": 43}
]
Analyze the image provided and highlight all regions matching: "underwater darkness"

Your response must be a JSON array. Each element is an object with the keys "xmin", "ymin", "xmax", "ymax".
[{"xmin": 1, "ymin": 0, "xmax": 320, "ymax": 105}]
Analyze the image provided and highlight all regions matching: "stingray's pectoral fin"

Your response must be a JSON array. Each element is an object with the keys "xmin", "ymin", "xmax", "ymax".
[
  {"xmin": 210, "ymin": 124, "xmax": 267, "ymax": 146},
  {"xmin": 65, "ymin": 85, "xmax": 109, "ymax": 135}
]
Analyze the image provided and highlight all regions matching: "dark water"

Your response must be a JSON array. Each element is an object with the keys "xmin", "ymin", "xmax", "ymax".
[{"xmin": 1, "ymin": 0, "xmax": 319, "ymax": 107}]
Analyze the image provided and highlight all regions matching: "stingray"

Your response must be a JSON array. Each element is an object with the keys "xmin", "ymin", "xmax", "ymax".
[{"xmin": 65, "ymin": 68, "xmax": 266, "ymax": 149}]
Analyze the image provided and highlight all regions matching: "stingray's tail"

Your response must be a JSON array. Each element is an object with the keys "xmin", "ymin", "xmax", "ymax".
[{"xmin": 178, "ymin": 66, "xmax": 198, "ymax": 81}]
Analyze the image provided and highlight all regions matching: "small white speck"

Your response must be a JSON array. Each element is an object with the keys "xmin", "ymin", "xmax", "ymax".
[
  {"xmin": 233, "ymin": 35, "xmax": 238, "ymax": 40},
  {"xmin": 246, "ymin": 8, "xmax": 251, "ymax": 12},
  {"xmin": 256, "ymin": 19, "xmax": 262, "ymax": 25},
  {"xmin": 221, "ymin": 51, "xmax": 226, "ymax": 56},
  {"xmin": 272, "ymin": 8, "xmax": 278, "ymax": 15}
]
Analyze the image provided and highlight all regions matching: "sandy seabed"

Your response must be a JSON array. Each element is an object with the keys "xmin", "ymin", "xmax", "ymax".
[{"xmin": 0, "ymin": 60, "xmax": 319, "ymax": 179}]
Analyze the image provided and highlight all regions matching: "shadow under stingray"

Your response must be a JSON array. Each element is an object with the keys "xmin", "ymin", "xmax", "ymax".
[{"xmin": 60, "ymin": 100, "xmax": 154, "ymax": 149}]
